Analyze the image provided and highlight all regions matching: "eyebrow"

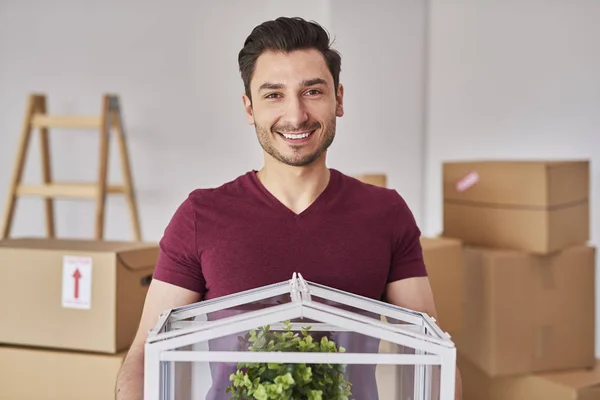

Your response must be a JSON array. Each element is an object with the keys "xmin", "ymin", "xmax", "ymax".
[{"xmin": 258, "ymin": 78, "xmax": 328, "ymax": 92}]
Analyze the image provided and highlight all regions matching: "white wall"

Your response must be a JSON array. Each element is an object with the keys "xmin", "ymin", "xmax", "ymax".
[
  {"xmin": 328, "ymin": 0, "xmax": 427, "ymax": 220},
  {"xmin": 425, "ymin": 0, "xmax": 600, "ymax": 355},
  {"xmin": 0, "ymin": 0, "xmax": 427, "ymax": 244}
]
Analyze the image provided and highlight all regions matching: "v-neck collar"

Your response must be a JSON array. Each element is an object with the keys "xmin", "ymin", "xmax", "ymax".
[{"xmin": 249, "ymin": 168, "xmax": 339, "ymax": 218}]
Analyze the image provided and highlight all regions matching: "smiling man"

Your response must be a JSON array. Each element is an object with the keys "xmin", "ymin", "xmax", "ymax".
[{"xmin": 116, "ymin": 16, "xmax": 462, "ymax": 400}]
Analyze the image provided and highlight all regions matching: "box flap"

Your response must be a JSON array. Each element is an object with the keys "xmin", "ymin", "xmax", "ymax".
[
  {"xmin": 0, "ymin": 238, "xmax": 157, "ymax": 253},
  {"xmin": 118, "ymin": 247, "xmax": 159, "ymax": 271}
]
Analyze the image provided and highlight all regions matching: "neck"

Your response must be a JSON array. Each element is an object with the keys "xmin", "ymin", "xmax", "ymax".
[{"xmin": 256, "ymin": 157, "xmax": 331, "ymax": 214}]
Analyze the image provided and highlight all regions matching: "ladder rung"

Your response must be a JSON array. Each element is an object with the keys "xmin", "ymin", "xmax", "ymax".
[
  {"xmin": 31, "ymin": 115, "xmax": 102, "ymax": 129},
  {"xmin": 106, "ymin": 185, "xmax": 126, "ymax": 194},
  {"xmin": 16, "ymin": 183, "xmax": 126, "ymax": 198}
]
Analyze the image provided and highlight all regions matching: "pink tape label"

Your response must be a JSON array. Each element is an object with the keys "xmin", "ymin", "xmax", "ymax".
[{"xmin": 456, "ymin": 171, "xmax": 479, "ymax": 192}]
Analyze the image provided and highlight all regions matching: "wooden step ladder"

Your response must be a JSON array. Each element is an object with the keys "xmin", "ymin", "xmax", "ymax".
[{"xmin": 1, "ymin": 93, "xmax": 142, "ymax": 241}]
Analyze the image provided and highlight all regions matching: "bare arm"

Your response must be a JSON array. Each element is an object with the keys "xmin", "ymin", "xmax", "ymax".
[
  {"xmin": 385, "ymin": 276, "xmax": 463, "ymax": 400},
  {"xmin": 115, "ymin": 279, "xmax": 201, "ymax": 400}
]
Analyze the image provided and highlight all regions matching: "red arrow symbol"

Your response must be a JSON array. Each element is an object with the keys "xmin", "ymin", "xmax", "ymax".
[{"xmin": 72, "ymin": 268, "xmax": 82, "ymax": 299}]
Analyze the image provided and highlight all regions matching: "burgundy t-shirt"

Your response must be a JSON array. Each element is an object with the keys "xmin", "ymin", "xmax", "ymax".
[{"xmin": 153, "ymin": 168, "xmax": 427, "ymax": 398}]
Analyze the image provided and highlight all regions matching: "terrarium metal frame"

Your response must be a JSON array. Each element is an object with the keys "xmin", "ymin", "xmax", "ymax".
[{"xmin": 144, "ymin": 273, "xmax": 456, "ymax": 400}]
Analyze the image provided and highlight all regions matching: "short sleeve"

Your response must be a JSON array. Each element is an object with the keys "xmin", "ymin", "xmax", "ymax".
[
  {"xmin": 388, "ymin": 195, "xmax": 428, "ymax": 283},
  {"xmin": 152, "ymin": 196, "xmax": 206, "ymax": 295}
]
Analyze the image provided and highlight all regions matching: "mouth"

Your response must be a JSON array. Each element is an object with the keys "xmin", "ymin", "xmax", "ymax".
[{"xmin": 277, "ymin": 130, "xmax": 316, "ymax": 142}]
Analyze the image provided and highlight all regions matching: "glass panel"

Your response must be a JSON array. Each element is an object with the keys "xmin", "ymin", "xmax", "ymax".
[
  {"xmin": 306, "ymin": 293, "xmax": 434, "ymax": 338},
  {"xmin": 381, "ymin": 315, "xmax": 430, "ymax": 336},
  {"xmin": 376, "ymin": 364, "xmax": 418, "ymax": 400},
  {"xmin": 305, "ymin": 281, "xmax": 424, "ymax": 320},
  {"xmin": 162, "ymin": 292, "xmax": 293, "ymax": 335},
  {"xmin": 157, "ymin": 279, "xmax": 445, "ymax": 341},
  {"xmin": 164, "ymin": 360, "xmax": 361, "ymax": 400},
  {"xmin": 152, "ymin": 316, "xmax": 443, "ymax": 400},
  {"xmin": 429, "ymin": 365, "xmax": 442, "ymax": 400},
  {"xmin": 376, "ymin": 359, "xmax": 442, "ymax": 400},
  {"xmin": 166, "ymin": 280, "xmax": 293, "ymax": 322},
  {"xmin": 162, "ymin": 360, "xmax": 431, "ymax": 399},
  {"xmin": 165, "ymin": 319, "xmax": 403, "ymax": 354}
]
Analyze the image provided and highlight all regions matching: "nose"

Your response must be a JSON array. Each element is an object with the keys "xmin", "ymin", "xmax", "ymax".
[{"xmin": 282, "ymin": 96, "xmax": 309, "ymax": 129}]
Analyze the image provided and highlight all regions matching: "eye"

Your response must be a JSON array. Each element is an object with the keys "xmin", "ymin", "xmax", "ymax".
[
  {"xmin": 305, "ymin": 89, "xmax": 322, "ymax": 96},
  {"xmin": 264, "ymin": 92, "xmax": 282, "ymax": 99}
]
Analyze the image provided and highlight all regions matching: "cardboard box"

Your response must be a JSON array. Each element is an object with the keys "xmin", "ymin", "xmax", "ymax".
[
  {"xmin": 443, "ymin": 160, "xmax": 589, "ymax": 253},
  {"xmin": 455, "ymin": 244, "xmax": 596, "ymax": 376},
  {"xmin": 459, "ymin": 354, "xmax": 600, "ymax": 400},
  {"xmin": 0, "ymin": 238, "xmax": 158, "ymax": 353},
  {"xmin": 421, "ymin": 237, "xmax": 463, "ymax": 333},
  {"xmin": 0, "ymin": 345, "xmax": 126, "ymax": 400}
]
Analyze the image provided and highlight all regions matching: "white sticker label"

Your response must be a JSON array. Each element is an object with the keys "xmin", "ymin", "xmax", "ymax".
[
  {"xmin": 62, "ymin": 255, "xmax": 92, "ymax": 309},
  {"xmin": 456, "ymin": 171, "xmax": 480, "ymax": 192}
]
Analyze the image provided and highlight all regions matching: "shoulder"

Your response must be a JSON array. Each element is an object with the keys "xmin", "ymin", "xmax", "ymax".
[
  {"xmin": 185, "ymin": 171, "xmax": 257, "ymax": 207},
  {"xmin": 332, "ymin": 169, "xmax": 418, "ymax": 235},
  {"xmin": 161, "ymin": 171, "xmax": 258, "ymax": 246}
]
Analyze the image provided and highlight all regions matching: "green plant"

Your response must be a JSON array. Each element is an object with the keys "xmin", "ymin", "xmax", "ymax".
[{"xmin": 225, "ymin": 321, "xmax": 352, "ymax": 400}]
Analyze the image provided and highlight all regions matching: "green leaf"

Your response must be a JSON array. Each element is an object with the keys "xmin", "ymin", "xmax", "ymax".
[
  {"xmin": 225, "ymin": 323, "xmax": 352, "ymax": 399},
  {"xmin": 252, "ymin": 385, "xmax": 267, "ymax": 400},
  {"xmin": 274, "ymin": 372, "xmax": 295, "ymax": 387},
  {"xmin": 308, "ymin": 389, "xmax": 323, "ymax": 400}
]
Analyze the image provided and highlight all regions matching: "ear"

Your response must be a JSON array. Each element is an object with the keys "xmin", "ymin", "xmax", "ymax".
[
  {"xmin": 335, "ymin": 83, "xmax": 344, "ymax": 117},
  {"xmin": 242, "ymin": 94, "xmax": 255, "ymax": 125}
]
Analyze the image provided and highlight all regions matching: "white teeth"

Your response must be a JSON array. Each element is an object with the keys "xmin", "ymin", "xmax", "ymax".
[{"xmin": 282, "ymin": 132, "xmax": 311, "ymax": 139}]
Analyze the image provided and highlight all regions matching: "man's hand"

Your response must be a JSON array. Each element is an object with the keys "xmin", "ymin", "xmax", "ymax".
[{"xmin": 385, "ymin": 277, "xmax": 463, "ymax": 400}]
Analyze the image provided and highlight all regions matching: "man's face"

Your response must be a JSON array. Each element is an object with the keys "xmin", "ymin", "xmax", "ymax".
[{"xmin": 243, "ymin": 49, "xmax": 344, "ymax": 167}]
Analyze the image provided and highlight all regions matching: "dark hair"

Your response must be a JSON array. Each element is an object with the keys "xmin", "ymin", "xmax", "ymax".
[{"xmin": 238, "ymin": 17, "xmax": 342, "ymax": 101}]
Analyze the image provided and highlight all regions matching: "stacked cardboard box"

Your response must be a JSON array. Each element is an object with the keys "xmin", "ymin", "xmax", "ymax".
[
  {"xmin": 442, "ymin": 160, "xmax": 598, "ymax": 399},
  {"xmin": 0, "ymin": 238, "xmax": 158, "ymax": 399}
]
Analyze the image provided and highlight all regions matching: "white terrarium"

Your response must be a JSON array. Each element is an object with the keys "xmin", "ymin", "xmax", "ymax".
[{"xmin": 144, "ymin": 273, "xmax": 456, "ymax": 400}]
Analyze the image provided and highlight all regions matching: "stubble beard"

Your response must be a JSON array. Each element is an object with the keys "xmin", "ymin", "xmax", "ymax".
[{"xmin": 255, "ymin": 117, "xmax": 336, "ymax": 167}]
